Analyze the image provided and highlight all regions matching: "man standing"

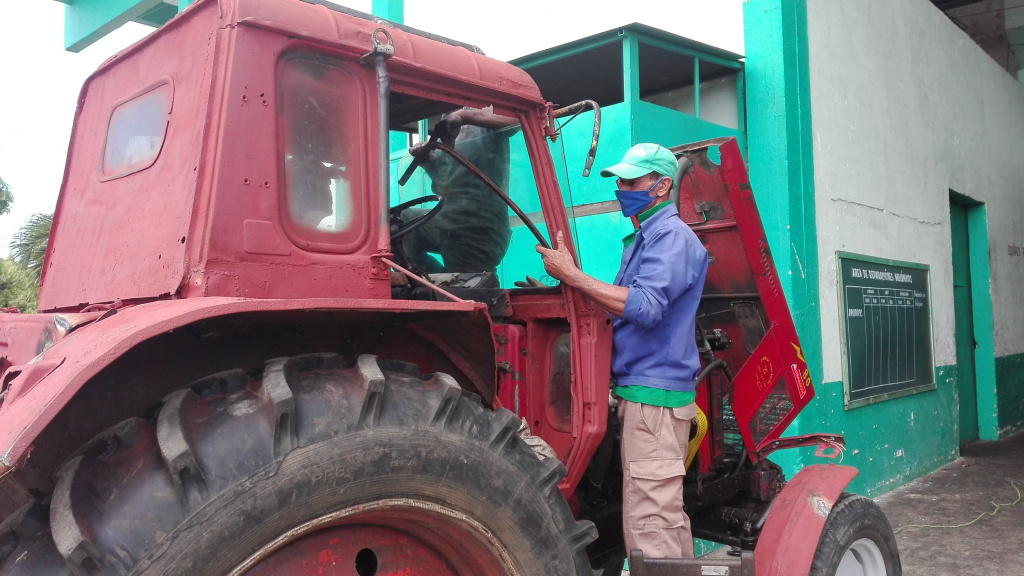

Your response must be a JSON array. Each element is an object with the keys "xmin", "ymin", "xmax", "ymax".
[{"xmin": 536, "ymin": 143, "xmax": 708, "ymax": 560}]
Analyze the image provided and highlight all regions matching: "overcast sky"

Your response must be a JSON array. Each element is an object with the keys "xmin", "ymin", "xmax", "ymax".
[{"xmin": 0, "ymin": 0, "xmax": 743, "ymax": 258}]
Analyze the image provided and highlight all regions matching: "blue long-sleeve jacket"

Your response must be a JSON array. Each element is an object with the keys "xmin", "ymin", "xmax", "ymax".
[{"xmin": 612, "ymin": 203, "xmax": 708, "ymax": 392}]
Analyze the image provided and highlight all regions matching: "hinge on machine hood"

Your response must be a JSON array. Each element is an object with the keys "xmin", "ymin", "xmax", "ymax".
[{"xmin": 756, "ymin": 433, "xmax": 846, "ymax": 461}]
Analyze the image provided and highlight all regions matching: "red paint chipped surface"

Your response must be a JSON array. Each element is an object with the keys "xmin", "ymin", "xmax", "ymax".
[{"xmin": 318, "ymin": 549, "xmax": 340, "ymax": 565}]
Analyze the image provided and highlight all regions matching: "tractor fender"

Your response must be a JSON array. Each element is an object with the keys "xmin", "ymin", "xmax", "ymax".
[
  {"xmin": 753, "ymin": 464, "xmax": 858, "ymax": 576},
  {"xmin": 0, "ymin": 296, "xmax": 489, "ymax": 477}
]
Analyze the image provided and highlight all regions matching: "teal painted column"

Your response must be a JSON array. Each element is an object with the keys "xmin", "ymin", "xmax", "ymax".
[
  {"xmin": 372, "ymin": 0, "xmax": 406, "ymax": 153},
  {"xmin": 743, "ymin": 0, "xmax": 821, "ymax": 446},
  {"xmin": 693, "ymin": 59, "xmax": 701, "ymax": 119},
  {"xmin": 621, "ymin": 33, "xmax": 640, "ymax": 143},
  {"xmin": 179, "ymin": 0, "xmax": 194, "ymax": 11},
  {"xmin": 372, "ymin": 0, "xmax": 404, "ymax": 24}
]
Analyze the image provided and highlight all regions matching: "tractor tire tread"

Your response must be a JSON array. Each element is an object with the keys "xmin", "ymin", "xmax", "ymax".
[{"xmin": 0, "ymin": 353, "xmax": 597, "ymax": 576}]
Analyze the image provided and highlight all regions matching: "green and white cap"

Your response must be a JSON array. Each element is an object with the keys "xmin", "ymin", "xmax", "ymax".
[{"xmin": 599, "ymin": 143, "xmax": 678, "ymax": 179}]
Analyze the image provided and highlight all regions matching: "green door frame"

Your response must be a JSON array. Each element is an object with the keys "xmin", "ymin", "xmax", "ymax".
[
  {"xmin": 949, "ymin": 191, "xmax": 998, "ymax": 440},
  {"xmin": 950, "ymin": 201, "xmax": 979, "ymax": 444}
]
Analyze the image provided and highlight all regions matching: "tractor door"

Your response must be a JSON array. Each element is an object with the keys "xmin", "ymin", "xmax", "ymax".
[{"xmin": 386, "ymin": 91, "xmax": 611, "ymax": 497}]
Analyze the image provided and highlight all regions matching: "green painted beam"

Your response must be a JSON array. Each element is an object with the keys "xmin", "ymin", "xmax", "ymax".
[
  {"xmin": 735, "ymin": 68, "xmax": 747, "ymax": 156},
  {"xmin": 371, "ymin": 0, "xmax": 404, "ymax": 24},
  {"xmin": 622, "ymin": 32, "xmax": 639, "ymax": 136},
  {"xmin": 513, "ymin": 36, "xmax": 621, "ymax": 70},
  {"xmin": 62, "ymin": 0, "xmax": 167, "ymax": 52},
  {"xmin": 628, "ymin": 33, "xmax": 742, "ymax": 70},
  {"xmin": 135, "ymin": 2, "xmax": 177, "ymax": 27}
]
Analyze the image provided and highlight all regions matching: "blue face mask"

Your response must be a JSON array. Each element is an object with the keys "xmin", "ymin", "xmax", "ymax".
[{"xmin": 614, "ymin": 176, "xmax": 666, "ymax": 217}]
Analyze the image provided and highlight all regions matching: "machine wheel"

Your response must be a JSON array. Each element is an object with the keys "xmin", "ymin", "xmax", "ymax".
[
  {"xmin": 809, "ymin": 493, "xmax": 901, "ymax": 576},
  {"xmin": 0, "ymin": 354, "xmax": 596, "ymax": 576}
]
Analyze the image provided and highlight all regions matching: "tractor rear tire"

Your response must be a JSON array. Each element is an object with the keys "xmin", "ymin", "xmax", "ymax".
[
  {"xmin": 0, "ymin": 354, "xmax": 597, "ymax": 576},
  {"xmin": 809, "ymin": 493, "xmax": 901, "ymax": 576}
]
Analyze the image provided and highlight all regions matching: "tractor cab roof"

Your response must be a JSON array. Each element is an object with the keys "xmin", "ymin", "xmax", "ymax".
[{"xmin": 40, "ymin": 0, "xmax": 545, "ymax": 312}]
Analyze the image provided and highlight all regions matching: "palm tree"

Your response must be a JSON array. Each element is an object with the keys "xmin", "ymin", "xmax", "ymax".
[
  {"xmin": 10, "ymin": 213, "xmax": 52, "ymax": 281},
  {"xmin": 0, "ymin": 258, "xmax": 38, "ymax": 312},
  {"xmin": 0, "ymin": 177, "xmax": 13, "ymax": 216}
]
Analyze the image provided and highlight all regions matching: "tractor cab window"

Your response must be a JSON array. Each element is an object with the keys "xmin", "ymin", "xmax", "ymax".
[
  {"xmin": 101, "ymin": 82, "xmax": 172, "ymax": 181},
  {"xmin": 389, "ymin": 96, "xmax": 554, "ymax": 290},
  {"xmin": 280, "ymin": 55, "xmax": 366, "ymax": 251}
]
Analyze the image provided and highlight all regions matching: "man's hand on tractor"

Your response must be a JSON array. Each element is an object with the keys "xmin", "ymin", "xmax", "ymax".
[
  {"xmin": 536, "ymin": 231, "xmax": 581, "ymax": 285},
  {"xmin": 537, "ymin": 230, "xmax": 629, "ymax": 316}
]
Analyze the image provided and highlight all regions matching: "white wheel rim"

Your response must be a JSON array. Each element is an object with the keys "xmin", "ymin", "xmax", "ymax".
[{"xmin": 835, "ymin": 538, "xmax": 887, "ymax": 576}]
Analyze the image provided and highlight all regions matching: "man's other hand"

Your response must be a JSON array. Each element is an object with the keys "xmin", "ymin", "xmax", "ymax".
[
  {"xmin": 536, "ymin": 231, "xmax": 579, "ymax": 286},
  {"xmin": 435, "ymin": 110, "xmax": 465, "ymax": 147}
]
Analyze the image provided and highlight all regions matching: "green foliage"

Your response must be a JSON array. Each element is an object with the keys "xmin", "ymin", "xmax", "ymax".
[
  {"xmin": 0, "ymin": 258, "xmax": 38, "ymax": 313},
  {"xmin": 0, "ymin": 177, "xmax": 12, "ymax": 217},
  {"xmin": 10, "ymin": 213, "xmax": 52, "ymax": 281}
]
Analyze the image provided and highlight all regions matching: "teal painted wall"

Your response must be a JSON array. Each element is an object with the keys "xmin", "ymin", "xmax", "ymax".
[
  {"xmin": 631, "ymin": 101, "xmax": 741, "ymax": 153},
  {"xmin": 995, "ymin": 353, "xmax": 1024, "ymax": 432},
  {"xmin": 743, "ymin": 0, "xmax": 966, "ymax": 497},
  {"xmin": 805, "ymin": 366, "xmax": 958, "ymax": 497},
  {"xmin": 796, "ymin": 0, "xmax": 1024, "ymax": 499},
  {"xmin": 550, "ymin": 104, "xmax": 633, "ymax": 208}
]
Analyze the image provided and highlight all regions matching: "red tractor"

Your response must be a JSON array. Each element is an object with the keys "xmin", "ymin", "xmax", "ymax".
[{"xmin": 0, "ymin": 1, "xmax": 899, "ymax": 575}]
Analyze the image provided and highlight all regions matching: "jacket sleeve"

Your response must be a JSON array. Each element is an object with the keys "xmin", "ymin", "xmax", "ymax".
[{"xmin": 621, "ymin": 226, "xmax": 701, "ymax": 330}]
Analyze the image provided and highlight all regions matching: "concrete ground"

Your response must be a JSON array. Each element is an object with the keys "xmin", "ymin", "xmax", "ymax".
[{"xmin": 874, "ymin": 430, "xmax": 1024, "ymax": 576}]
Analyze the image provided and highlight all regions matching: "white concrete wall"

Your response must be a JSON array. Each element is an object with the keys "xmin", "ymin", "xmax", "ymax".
[{"xmin": 806, "ymin": 0, "xmax": 1024, "ymax": 379}]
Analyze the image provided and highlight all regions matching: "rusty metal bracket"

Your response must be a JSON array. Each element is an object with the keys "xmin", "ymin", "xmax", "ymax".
[
  {"xmin": 80, "ymin": 299, "xmax": 124, "ymax": 313},
  {"xmin": 548, "ymin": 100, "xmax": 601, "ymax": 177},
  {"xmin": 357, "ymin": 27, "xmax": 395, "ymax": 65},
  {"xmin": 756, "ymin": 433, "xmax": 846, "ymax": 461}
]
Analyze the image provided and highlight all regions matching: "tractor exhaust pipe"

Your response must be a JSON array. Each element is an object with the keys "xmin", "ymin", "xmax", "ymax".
[{"xmin": 360, "ymin": 28, "xmax": 396, "ymax": 251}]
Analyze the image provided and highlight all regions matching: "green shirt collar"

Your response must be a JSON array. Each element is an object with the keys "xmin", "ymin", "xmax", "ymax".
[{"xmin": 622, "ymin": 201, "xmax": 673, "ymax": 247}]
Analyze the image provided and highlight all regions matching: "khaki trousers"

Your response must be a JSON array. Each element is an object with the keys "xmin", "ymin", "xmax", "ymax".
[{"xmin": 618, "ymin": 399, "xmax": 697, "ymax": 559}]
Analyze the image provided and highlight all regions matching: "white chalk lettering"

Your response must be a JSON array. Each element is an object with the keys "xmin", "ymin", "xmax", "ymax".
[{"xmin": 867, "ymin": 270, "xmax": 896, "ymax": 281}]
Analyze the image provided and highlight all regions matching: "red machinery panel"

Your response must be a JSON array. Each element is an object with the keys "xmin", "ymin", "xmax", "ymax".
[{"xmin": 677, "ymin": 138, "xmax": 815, "ymax": 462}]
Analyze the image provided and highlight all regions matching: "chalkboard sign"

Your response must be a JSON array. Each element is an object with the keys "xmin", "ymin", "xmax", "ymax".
[{"xmin": 837, "ymin": 252, "xmax": 935, "ymax": 408}]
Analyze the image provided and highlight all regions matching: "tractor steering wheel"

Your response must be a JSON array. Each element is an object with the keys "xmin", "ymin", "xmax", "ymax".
[{"xmin": 389, "ymin": 195, "xmax": 446, "ymax": 242}]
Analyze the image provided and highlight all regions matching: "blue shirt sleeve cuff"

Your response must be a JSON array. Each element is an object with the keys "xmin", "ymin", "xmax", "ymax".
[{"xmin": 622, "ymin": 285, "xmax": 644, "ymax": 324}]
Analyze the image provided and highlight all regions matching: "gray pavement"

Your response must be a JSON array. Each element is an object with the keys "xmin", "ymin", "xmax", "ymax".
[{"xmin": 875, "ymin": 430, "xmax": 1024, "ymax": 576}]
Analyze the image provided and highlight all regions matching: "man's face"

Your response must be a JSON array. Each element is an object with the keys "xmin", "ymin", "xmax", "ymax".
[{"xmin": 616, "ymin": 173, "xmax": 662, "ymax": 195}]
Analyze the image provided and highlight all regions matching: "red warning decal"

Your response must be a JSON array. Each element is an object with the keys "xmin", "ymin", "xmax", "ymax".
[{"xmin": 790, "ymin": 364, "xmax": 810, "ymax": 399}]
